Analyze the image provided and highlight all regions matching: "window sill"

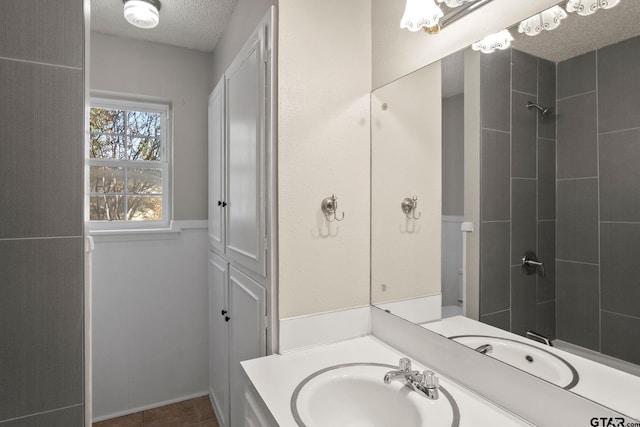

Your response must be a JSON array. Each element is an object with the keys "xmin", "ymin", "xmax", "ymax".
[
  {"xmin": 87, "ymin": 220, "xmax": 207, "ymax": 243},
  {"xmin": 89, "ymin": 227, "xmax": 180, "ymax": 243}
]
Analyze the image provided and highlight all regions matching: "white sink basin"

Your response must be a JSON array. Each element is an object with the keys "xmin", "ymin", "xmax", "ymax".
[
  {"xmin": 291, "ymin": 363, "xmax": 459, "ymax": 427},
  {"xmin": 450, "ymin": 335, "xmax": 579, "ymax": 389}
]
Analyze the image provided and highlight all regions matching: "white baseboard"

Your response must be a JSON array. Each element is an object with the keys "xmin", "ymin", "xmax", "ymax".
[{"xmin": 92, "ymin": 391, "xmax": 209, "ymax": 423}]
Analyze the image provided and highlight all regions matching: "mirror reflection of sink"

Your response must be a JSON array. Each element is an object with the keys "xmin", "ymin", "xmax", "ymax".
[
  {"xmin": 450, "ymin": 335, "xmax": 579, "ymax": 389},
  {"xmin": 291, "ymin": 363, "xmax": 460, "ymax": 427}
]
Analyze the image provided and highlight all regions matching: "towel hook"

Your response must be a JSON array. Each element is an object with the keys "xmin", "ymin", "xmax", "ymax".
[
  {"xmin": 321, "ymin": 194, "xmax": 345, "ymax": 222},
  {"xmin": 401, "ymin": 196, "xmax": 421, "ymax": 220}
]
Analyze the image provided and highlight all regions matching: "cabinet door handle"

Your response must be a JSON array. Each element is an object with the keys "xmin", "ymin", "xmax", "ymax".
[
  {"xmin": 221, "ymin": 310, "xmax": 227, "ymax": 315},
  {"xmin": 217, "ymin": 201, "xmax": 222, "ymax": 206},
  {"xmin": 225, "ymin": 316, "xmax": 230, "ymax": 322},
  {"xmin": 222, "ymin": 201, "xmax": 227, "ymax": 207}
]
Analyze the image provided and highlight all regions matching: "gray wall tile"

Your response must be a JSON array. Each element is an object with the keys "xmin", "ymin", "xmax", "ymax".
[
  {"xmin": 536, "ymin": 301, "xmax": 556, "ymax": 341},
  {"xmin": 481, "ymin": 222, "xmax": 511, "ymax": 315},
  {"xmin": 556, "ymin": 261, "xmax": 600, "ymax": 351},
  {"xmin": 557, "ymin": 178, "xmax": 599, "ymax": 264},
  {"xmin": 481, "ymin": 48, "xmax": 511, "ymax": 132},
  {"xmin": 481, "ymin": 129, "xmax": 511, "ymax": 221},
  {"xmin": 601, "ymin": 311, "xmax": 640, "ymax": 365},
  {"xmin": 537, "ymin": 220, "xmax": 556, "ymax": 303},
  {"xmin": 556, "ymin": 92, "xmax": 598, "ymax": 179},
  {"xmin": 0, "ymin": 59, "xmax": 83, "ymax": 239},
  {"xmin": 0, "ymin": 405, "xmax": 83, "ymax": 427},
  {"xmin": 557, "ymin": 51, "xmax": 596, "ymax": 99},
  {"xmin": 512, "ymin": 50, "xmax": 537, "ymax": 95},
  {"xmin": 511, "ymin": 266, "xmax": 537, "ymax": 337},
  {"xmin": 0, "ymin": 0, "xmax": 83, "ymax": 68},
  {"xmin": 601, "ymin": 222, "xmax": 640, "ymax": 318},
  {"xmin": 511, "ymin": 179, "xmax": 537, "ymax": 265},
  {"xmin": 480, "ymin": 310, "xmax": 511, "ymax": 331},
  {"xmin": 537, "ymin": 58, "xmax": 556, "ymax": 140},
  {"xmin": 0, "ymin": 238, "xmax": 83, "ymax": 420},
  {"xmin": 538, "ymin": 139, "xmax": 556, "ymax": 220},
  {"xmin": 599, "ymin": 128, "xmax": 640, "ymax": 222},
  {"xmin": 512, "ymin": 91, "xmax": 537, "ymax": 178},
  {"xmin": 598, "ymin": 36, "xmax": 640, "ymax": 134}
]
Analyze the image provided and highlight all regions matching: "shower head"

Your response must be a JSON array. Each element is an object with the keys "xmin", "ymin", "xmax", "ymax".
[{"xmin": 527, "ymin": 101, "xmax": 553, "ymax": 120}]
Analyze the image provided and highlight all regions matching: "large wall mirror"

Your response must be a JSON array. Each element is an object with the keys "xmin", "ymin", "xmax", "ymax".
[{"xmin": 371, "ymin": 0, "xmax": 640, "ymax": 419}]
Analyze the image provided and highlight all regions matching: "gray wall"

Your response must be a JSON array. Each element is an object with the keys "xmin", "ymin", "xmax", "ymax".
[
  {"xmin": 443, "ymin": 94, "xmax": 465, "ymax": 216},
  {"xmin": 0, "ymin": 1, "xmax": 85, "ymax": 425},
  {"xmin": 556, "ymin": 36, "xmax": 640, "ymax": 365},
  {"xmin": 479, "ymin": 48, "xmax": 557, "ymax": 339},
  {"xmin": 91, "ymin": 32, "xmax": 212, "ymax": 221}
]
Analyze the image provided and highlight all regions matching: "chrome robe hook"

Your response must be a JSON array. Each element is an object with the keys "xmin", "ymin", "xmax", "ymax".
[
  {"xmin": 401, "ymin": 196, "xmax": 421, "ymax": 220},
  {"xmin": 321, "ymin": 194, "xmax": 344, "ymax": 222}
]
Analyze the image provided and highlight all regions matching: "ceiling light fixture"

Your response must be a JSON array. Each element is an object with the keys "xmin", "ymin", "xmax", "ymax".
[
  {"xmin": 123, "ymin": 0, "xmax": 161, "ymax": 29},
  {"xmin": 400, "ymin": 0, "xmax": 444, "ymax": 33},
  {"xmin": 518, "ymin": 5, "xmax": 568, "ymax": 36},
  {"xmin": 565, "ymin": 0, "xmax": 620, "ymax": 16},
  {"xmin": 471, "ymin": 29, "xmax": 514, "ymax": 53}
]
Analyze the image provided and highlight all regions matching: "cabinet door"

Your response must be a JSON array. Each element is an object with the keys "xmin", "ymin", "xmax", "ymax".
[
  {"xmin": 208, "ymin": 79, "xmax": 226, "ymax": 253},
  {"xmin": 225, "ymin": 29, "xmax": 267, "ymax": 276},
  {"xmin": 228, "ymin": 266, "xmax": 266, "ymax": 427},
  {"xmin": 208, "ymin": 252, "xmax": 230, "ymax": 427}
]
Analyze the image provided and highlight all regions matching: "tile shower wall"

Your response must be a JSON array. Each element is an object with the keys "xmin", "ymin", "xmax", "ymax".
[
  {"xmin": 479, "ymin": 48, "xmax": 557, "ymax": 338},
  {"xmin": 556, "ymin": 36, "xmax": 640, "ymax": 364},
  {"xmin": 0, "ymin": 1, "xmax": 85, "ymax": 425}
]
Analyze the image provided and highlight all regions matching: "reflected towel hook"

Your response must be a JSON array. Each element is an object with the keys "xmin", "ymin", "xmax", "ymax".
[
  {"xmin": 401, "ymin": 196, "xmax": 421, "ymax": 220},
  {"xmin": 321, "ymin": 194, "xmax": 345, "ymax": 222}
]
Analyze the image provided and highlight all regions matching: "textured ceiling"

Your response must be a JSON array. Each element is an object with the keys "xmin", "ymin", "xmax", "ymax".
[
  {"xmin": 91, "ymin": 0, "xmax": 237, "ymax": 52},
  {"xmin": 512, "ymin": 0, "xmax": 640, "ymax": 62}
]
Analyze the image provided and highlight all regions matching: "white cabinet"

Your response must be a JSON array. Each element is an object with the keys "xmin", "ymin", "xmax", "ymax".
[
  {"xmin": 208, "ymin": 8, "xmax": 274, "ymax": 427},
  {"xmin": 208, "ymin": 252, "xmax": 230, "ymax": 426},
  {"xmin": 208, "ymin": 80, "xmax": 225, "ymax": 254},
  {"xmin": 208, "ymin": 252, "xmax": 267, "ymax": 427},
  {"xmin": 243, "ymin": 386, "xmax": 277, "ymax": 427},
  {"xmin": 208, "ymin": 15, "xmax": 269, "ymax": 277}
]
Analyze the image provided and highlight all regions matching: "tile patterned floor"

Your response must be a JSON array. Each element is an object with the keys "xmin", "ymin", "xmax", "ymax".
[{"xmin": 93, "ymin": 396, "xmax": 220, "ymax": 427}]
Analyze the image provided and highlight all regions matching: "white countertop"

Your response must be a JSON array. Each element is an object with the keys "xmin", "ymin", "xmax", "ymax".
[
  {"xmin": 241, "ymin": 335, "xmax": 533, "ymax": 426},
  {"xmin": 423, "ymin": 316, "xmax": 640, "ymax": 421}
]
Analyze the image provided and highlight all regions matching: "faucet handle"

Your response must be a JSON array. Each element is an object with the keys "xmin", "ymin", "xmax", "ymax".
[
  {"xmin": 399, "ymin": 357, "xmax": 411, "ymax": 371},
  {"xmin": 421, "ymin": 370, "xmax": 439, "ymax": 389}
]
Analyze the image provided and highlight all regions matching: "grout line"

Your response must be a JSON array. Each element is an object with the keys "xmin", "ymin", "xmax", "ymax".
[
  {"xmin": 556, "ymin": 258, "xmax": 599, "ymax": 266},
  {"xmin": 0, "ymin": 55, "xmax": 82, "ymax": 71},
  {"xmin": 556, "ymin": 89, "xmax": 597, "ymax": 102},
  {"xmin": 0, "ymin": 404, "xmax": 84, "ymax": 425},
  {"xmin": 599, "ymin": 126, "xmax": 640, "ymax": 136},
  {"xmin": 0, "ymin": 235, "xmax": 83, "ymax": 242}
]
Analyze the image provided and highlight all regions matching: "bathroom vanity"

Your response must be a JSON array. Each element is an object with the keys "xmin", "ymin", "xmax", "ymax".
[{"xmin": 240, "ymin": 336, "xmax": 532, "ymax": 427}]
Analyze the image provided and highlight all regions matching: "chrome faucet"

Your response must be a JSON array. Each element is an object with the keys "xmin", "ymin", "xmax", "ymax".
[
  {"xmin": 383, "ymin": 358, "xmax": 439, "ymax": 400},
  {"xmin": 475, "ymin": 343, "xmax": 493, "ymax": 354},
  {"xmin": 526, "ymin": 330, "xmax": 553, "ymax": 347}
]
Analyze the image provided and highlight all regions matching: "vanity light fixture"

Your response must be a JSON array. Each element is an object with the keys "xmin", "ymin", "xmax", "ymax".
[
  {"xmin": 518, "ymin": 5, "xmax": 568, "ymax": 36},
  {"xmin": 565, "ymin": 0, "xmax": 620, "ymax": 16},
  {"xmin": 471, "ymin": 29, "xmax": 514, "ymax": 53},
  {"xmin": 437, "ymin": 0, "xmax": 478, "ymax": 8},
  {"xmin": 123, "ymin": 0, "xmax": 161, "ymax": 29},
  {"xmin": 400, "ymin": 0, "xmax": 444, "ymax": 33}
]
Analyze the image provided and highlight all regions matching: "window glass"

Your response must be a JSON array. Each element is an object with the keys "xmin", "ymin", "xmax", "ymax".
[{"xmin": 88, "ymin": 99, "xmax": 169, "ymax": 227}]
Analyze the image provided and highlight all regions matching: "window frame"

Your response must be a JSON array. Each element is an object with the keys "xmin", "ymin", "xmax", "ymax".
[{"xmin": 87, "ymin": 96, "xmax": 172, "ymax": 230}]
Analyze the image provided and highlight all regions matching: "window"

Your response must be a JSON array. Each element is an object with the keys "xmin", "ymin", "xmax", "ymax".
[{"xmin": 88, "ymin": 97, "xmax": 170, "ymax": 229}]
